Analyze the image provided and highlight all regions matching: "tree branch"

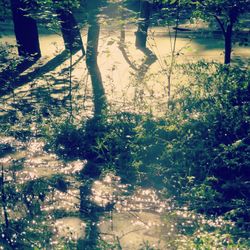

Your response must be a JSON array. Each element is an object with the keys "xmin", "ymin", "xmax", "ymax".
[{"xmin": 213, "ymin": 15, "xmax": 226, "ymax": 36}]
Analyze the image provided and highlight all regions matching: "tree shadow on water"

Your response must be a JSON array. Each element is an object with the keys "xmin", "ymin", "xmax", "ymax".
[
  {"xmin": 78, "ymin": 174, "xmax": 108, "ymax": 249},
  {"xmin": 76, "ymin": 23, "xmax": 156, "ymax": 250},
  {"xmin": 76, "ymin": 2, "xmax": 110, "ymax": 248},
  {"xmin": 137, "ymin": 47, "xmax": 157, "ymax": 79},
  {"xmin": 0, "ymin": 48, "xmax": 83, "ymax": 97},
  {"xmin": 0, "ymin": 58, "xmax": 38, "ymax": 93}
]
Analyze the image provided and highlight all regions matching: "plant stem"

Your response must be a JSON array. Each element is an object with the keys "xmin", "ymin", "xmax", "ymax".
[
  {"xmin": 167, "ymin": 1, "xmax": 180, "ymax": 107},
  {"xmin": 1, "ymin": 164, "xmax": 9, "ymax": 228}
]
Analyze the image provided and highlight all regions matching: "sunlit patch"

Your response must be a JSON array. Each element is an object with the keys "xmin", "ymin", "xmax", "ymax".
[
  {"xmin": 62, "ymin": 159, "xmax": 87, "ymax": 174},
  {"xmin": 26, "ymin": 139, "xmax": 45, "ymax": 153},
  {"xmin": 99, "ymin": 212, "xmax": 169, "ymax": 249},
  {"xmin": 54, "ymin": 217, "xmax": 86, "ymax": 241},
  {"xmin": 0, "ymin": 5, "xmax": 249, "ymax": 248}
]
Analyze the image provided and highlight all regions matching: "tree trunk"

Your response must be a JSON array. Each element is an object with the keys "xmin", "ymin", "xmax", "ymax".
[
  {"xmin": 10, "ymin": 0, "xmax": 41, "ymax": 60},
  {"xmin": 86, "ymin": 16, "xmax": 106, "ymax": 116},
  {"xmin": 135, "ymin": 0, "xmax": 151, "ymax": 48},
  {"xmin": 54, "ymin": 5, "xmax": 84, "ymax": 54},
  {"xmin": 224, "ymin": 24, "xmax": 233, "ymax": 64}
]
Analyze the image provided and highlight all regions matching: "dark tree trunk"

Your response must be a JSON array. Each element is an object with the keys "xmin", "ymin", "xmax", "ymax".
[
  {"xmin": 86, "ymin": 16, "xmax": 106, "ymax": 116},
  {"xmin": 224, "ymin": 24, "xmax": 232, "ymax": 64},
  {"xmin": 135, "ymin": 0, "xmax": 151, "ymax": 48},
  {"xmin": 216, "ymin": 6, "xmax": 238, "ymax": 65},
  {"xmin": 54, "ymin": 4, "xmax": 84, "ymax": 54},
  {"xmin": 10, "ymin": 0, "xmax": 41, "ymax": 60}
]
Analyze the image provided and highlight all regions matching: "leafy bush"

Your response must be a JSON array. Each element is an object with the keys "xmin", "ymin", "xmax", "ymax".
[
  {"xmin": 45, "ymin": 61, "xmax": 249, "ymax": 246},
  {"xmin": 46, "ymin": 113, "xmax": 140, "ymax": 181},
  {"xmin": 48, "ymin": 121, "xmax": 85, "ymax": 158},
  {"xmin": 132, "ymin": 62, "xmax": 250, "ymax": 223}
]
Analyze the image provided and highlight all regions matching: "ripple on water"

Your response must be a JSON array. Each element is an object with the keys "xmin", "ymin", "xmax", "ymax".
[
  {"xmin": 99, "ymin": 211, "xmax": 169, "ymax": 250},
  {"xmin": 91, "ymin": 174, "xmax": 171, "ymax": 249}
]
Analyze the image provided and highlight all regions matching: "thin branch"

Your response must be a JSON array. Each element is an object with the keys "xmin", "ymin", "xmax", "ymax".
[
  {"xmin": 197, "ymin": 0, "xmax": 227, "ymax": 36},
  {"xmin": 167, "ymin": 1, "xmax": 180, "ymax": 104},
  {"xmin": 214, "ymin": 15, "xmax": 226, "ymax": 36}
]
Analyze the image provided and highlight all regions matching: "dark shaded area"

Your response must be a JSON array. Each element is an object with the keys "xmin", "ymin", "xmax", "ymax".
[
  {"xmin": 135, "ymin": 63, "xmax": 250, "ymax": 231},
  {"xmin": 77, "ymin": 121, "xmax": 114, "ymax": 249},
  {"xmin": 0, "ymin": 143, "xmax": 14, "ymax": 157},
  {"xmin": 0, "ymin": 58, "xmax": 37, "ymax": 90},
  {"xmin": 48, "ymin": 112, "xmax": 140, "ymax": 248},
  {"xmin": 10, "ymin": 0, "xmax": 41, "ymax": 59},
  {"xmin": 76, "ymin": 114, "xmax": 140, "ymax": 249},
  {"xmin": 0, "ymin": 49, "xmax": 82, "ymax": 97}
]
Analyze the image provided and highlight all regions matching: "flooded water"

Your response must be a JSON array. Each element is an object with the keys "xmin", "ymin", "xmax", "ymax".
[
  {"xmin": 0, "ymin": 134, "xmax": 235, "ymax": 249},
  {"xmin": 1, "ymin": 23, "xmax": 249, "ymax": 116},
  {"xmin": 0, "ymin": 18, "xmax": 248, "ymax": 249},
  {"xmin": 0, "ymin": 134, "xmax": 172, "ymax": 248}
]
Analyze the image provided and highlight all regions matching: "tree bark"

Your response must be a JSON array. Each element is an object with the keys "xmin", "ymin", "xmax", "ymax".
[
  {"xmin": 135, "ymin": 0, "xmax": 151, "ymax": 48},
  {"xmin": 10, "ymin": 0, "xmax": 41, "ymax": 60},
  {"xmin": 224, "ymin": 24, "xmax": 233, "ymax": 64},
  {"xmin": 54, "ymin": 4, "xmax": 84, "ymax": 54}
]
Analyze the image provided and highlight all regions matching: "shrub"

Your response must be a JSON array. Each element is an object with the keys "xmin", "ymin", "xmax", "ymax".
[
  {"xmin": 46, "ymin": 113, "xmax": 141, "ymax": 181},
  {"xmin": 132, "ymin": 62, "xmax": 250, "ymax": 225}
]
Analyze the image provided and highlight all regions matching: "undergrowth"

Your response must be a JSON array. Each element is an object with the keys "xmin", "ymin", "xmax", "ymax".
[{"xmin": 44, "ymin": 61, "xmax": 249, "ymax": 248}]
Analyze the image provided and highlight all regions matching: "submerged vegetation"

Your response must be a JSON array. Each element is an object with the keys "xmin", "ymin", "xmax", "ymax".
[{"xmin": 0, "ymin": 0, "xmax": 250, "ymax": 249}]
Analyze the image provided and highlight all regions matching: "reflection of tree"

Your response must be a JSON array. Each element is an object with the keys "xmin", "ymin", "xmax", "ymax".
[
  {"xmin": 78, "ymin": 179, "xmax": 101, "ymax": 249},
  {"xmin": 78, "ymin": 161, "xmax": 115, "ymax": 249},
  {"xmin": 119, "ymin": 23, "xmax": 156, "ymax": 79},
  {"xmin": 118, "ymin": 3, "xmax": 156, "ymax": 77},
  {"xmin": 119, "ymin": 21, "xmax": 138, "ymax": 71},
  {"xmin": 77, "ymin": 2, "xmax": 108, "ymax": 247},
  {"xmin": 118, "ymin": 19, "xmax": 157, "ymax": 108},
  {"xmin": 137, "ymin": 47, "xmax": 157, "ymax": 80}
]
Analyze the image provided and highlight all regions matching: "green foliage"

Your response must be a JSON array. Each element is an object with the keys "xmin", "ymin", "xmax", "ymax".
[
  {"xmin": 25, "ymin": 0, "xmax": 82, "ymax": 33},
  {"xmin": 47, "ymin": 120, "xmax": 85, "ymax": 158},
  {"xmin": 46, "ymin": 113, "xmax": 141, "ymax": 181},
  {"xmin": 166, "ymin": 0, "xmax": 250, "ymax": 29},
  {"xmin": 47, "ymin": 62, "xmax": 249, "ymax": 238},
  {"xmin": 0, "ymin": 42, "xmax": 22, "ymax": 75},
  {"xmin": 0, "ymin": 0, "xmax": 11, "ymax": 23},
  {"xmin": 189, "ymin": 230, "xmax": 250, "ymax": 249},
  {"xmin": 0, "ymin": 175, "xmax": 53, "ymax": 249},
  {"xmin": 130, "ymin": 62, "xmax": 249, "ymax": 229}
]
